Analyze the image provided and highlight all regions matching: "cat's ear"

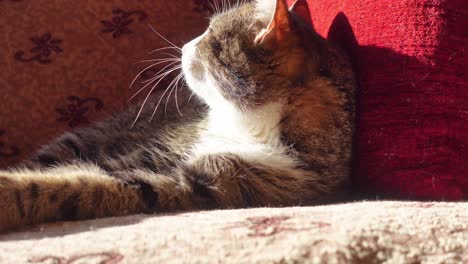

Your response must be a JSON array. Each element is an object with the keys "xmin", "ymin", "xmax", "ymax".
[
  {"xmin": 255, "ymin": 0, "xmax": 292, "ymax": 48},
  {"xmin": 289, "ymin": 0, "xmax": 312, "ymax": 26}
]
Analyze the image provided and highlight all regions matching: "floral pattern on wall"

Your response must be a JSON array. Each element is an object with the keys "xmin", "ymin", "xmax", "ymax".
[
  {"xmin": 14, "ymin": 33, "xmax": 63, "ymax": 64},
  {"xmin": 101, "ymin": 9, "xmax": 148, "ymax": 38},
  {"xmin": 56, "ymin": 96, "xmax": 104, "ymax": 128}
]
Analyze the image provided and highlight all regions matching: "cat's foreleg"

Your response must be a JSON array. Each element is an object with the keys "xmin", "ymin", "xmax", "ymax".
[
  {"xmin": 174, "ymin": 154, "xmax": 321, "ymax": 209},
  {"xmin": 0, "ymin": 154, "xmax": 321, "ymax": 232},
  {"xmin": 0, "ymin": 161, "xmax": 212, "ymax": 232},
  {"xmin": 0, "ymin": 164, "xmax": 154, "ymax": 232}
]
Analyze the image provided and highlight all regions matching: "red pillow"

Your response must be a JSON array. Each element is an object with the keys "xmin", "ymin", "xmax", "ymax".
[{"xmin": 294, "ymin": 0, "xmax": 467, "ymax": 200}]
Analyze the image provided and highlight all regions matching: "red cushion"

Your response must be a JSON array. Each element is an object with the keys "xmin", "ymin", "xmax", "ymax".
[{"xmin": 293, "ymin": 0, "xmax": 467, "ymax": 200}]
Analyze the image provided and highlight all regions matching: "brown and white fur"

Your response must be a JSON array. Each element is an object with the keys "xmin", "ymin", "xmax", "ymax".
[{"xmin": 0, "ymin": 0, "xmax": 356, "ymax": 232}]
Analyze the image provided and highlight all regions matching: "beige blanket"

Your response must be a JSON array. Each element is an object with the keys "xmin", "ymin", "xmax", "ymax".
[{"xmin": 0, "ymin": 201, "xmax": 466, "ymax": 263}]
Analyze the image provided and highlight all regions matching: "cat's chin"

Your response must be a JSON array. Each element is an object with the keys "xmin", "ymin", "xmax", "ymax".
[
  {"xmin": 183, "ymin": 70, "xmax": 236, "ymax": 113},
  {"xmin": 181, "ymin": 53, "xmax": 208, "ymax": 106},
  {"xmin": 182, "ymin": 34, "xmax": 208, "ymax": 100}
]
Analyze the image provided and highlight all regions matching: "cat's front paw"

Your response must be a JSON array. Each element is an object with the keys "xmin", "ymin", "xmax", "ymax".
[{"xmin": 28, "ymin": 132, "xmax": 86, "ymax": 168}]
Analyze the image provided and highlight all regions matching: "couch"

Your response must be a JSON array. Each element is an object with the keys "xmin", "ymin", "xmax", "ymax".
[{"xmin": 0, "ymin": 0, "xmax": 466, "ymax": 262}]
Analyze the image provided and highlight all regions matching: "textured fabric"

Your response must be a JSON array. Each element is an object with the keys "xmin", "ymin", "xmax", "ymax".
[
  {"xmin": 0, "ymin": 201, "xmax": 466, "ymax": 263},
  {"xmin": 303, "ymin": 0, "xmax": 468, "ymax": 200}
]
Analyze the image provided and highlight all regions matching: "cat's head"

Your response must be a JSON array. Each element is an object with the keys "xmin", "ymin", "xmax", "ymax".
[{"xmin": 182, "ymin": 0, "xmax": 320, "ymax": 112}]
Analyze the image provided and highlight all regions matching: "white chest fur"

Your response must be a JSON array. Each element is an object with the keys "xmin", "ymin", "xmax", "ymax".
[{"xmin": 189, "ymin": 102, "xmax": 297, "ymax": 170}]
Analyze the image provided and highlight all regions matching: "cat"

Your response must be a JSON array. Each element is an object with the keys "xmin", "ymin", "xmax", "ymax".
[{"xmin": 0, "ymin": 0, "xmax": 356, "ymax": 232}]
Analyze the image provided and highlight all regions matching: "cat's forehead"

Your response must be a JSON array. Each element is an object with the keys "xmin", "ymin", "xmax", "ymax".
[{"xmin": 209, "ymin": 3, "xmax": 257, "ymax": 29}]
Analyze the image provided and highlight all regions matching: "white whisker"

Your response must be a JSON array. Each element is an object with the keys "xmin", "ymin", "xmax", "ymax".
[
  {"xmin": 159, "ymin": 52, "xmax": 181, "ymax": 60},
  {"xmin": 208, "ymin": 0, "xmax": 217, "ymax": 16},
  {"xmin": 173, "ymin": 73, "xmax": 185, "ymax": 116},
  {"xmin": 164, "ymin": 73, "xmax": 185, "ymax": 116},
  {"xmin": 130, "ymin": 62, "xmax": 181, "ymax": 101},
  {"xmin": 149, "ymin": 25, "xmax": 181, "ymax": 50},
  {"xmin": 212, "ymin": 0, "xmax": 217, "ymax": 15},
  {"xmin": 132, "ymin": 66, "xmax": 182, "ymax": 127},
  {"xmin": 130, "ymin": 59, "xmax": 179, "ymax": 89},
  {"xmin": 148, "ymin": 46, "xmax": 181, "ymax": 55},
  {"xmin": 214, "ymin": 0, "xmax": 220, "ymax": 15},
  {"xmin": 129, "ymin": 22, "xmax": 188, "ymax": 126},
  {"xmin": 163, "ymin": 78, "xmax": 179, "ymax": 115},
  {"xmin": 140, "ymin": 61, "xmax": 180, "ymax": 84},
  {"xmin": 148, "ymin": 67, "xmax": 183, "ymax": 121},
  {"xmin": 135, "ymin": 58, "xmax": 180, "ymax": 64}
]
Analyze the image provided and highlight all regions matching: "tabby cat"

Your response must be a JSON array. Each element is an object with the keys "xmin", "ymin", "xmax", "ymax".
[{"xmin": 0, "ymin": 0, "xmax": 356, "ymax": 232}]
